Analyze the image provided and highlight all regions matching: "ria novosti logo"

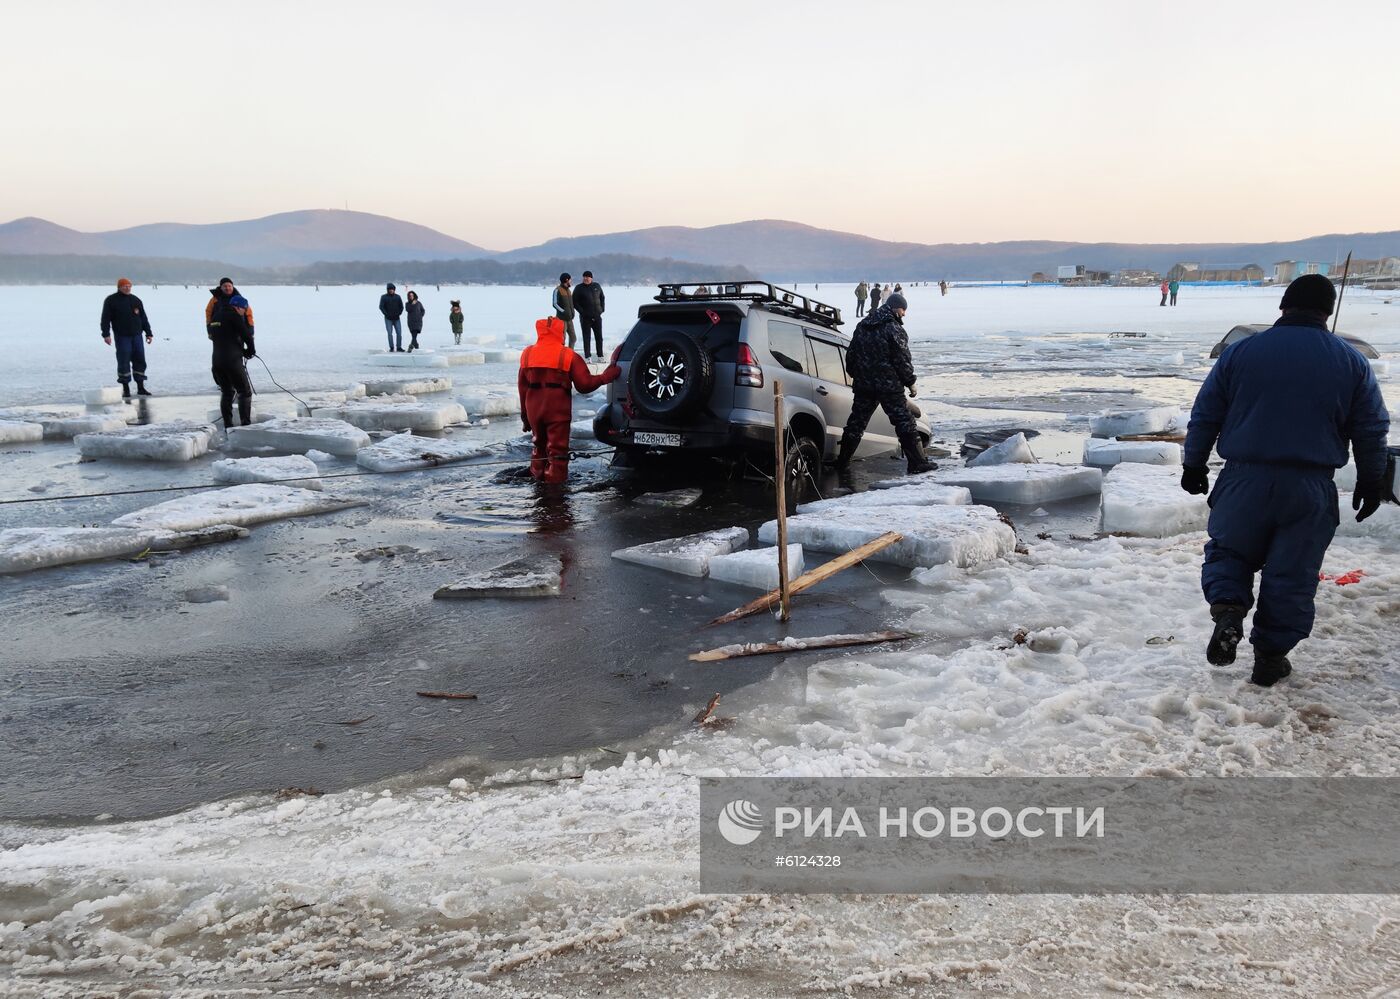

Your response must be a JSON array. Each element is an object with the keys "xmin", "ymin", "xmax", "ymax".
[{"xmin": 717, "ymin": 800, "xmax": 764, "ymax": 845}]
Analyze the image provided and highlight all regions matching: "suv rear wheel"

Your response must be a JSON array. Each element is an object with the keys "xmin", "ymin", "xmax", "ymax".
[
  {"xmin": 783, "ymin": 431, "xmax": 823, "ymax": 497},
  {"xmin": 627, "ymin": 329, "xmax": 714, "ymax": 423}
]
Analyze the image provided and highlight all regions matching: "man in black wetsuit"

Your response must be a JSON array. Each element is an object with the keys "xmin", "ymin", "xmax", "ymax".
[{"xmin": 205, "ymin": 278, "xmax": 257, "ymax": 427}]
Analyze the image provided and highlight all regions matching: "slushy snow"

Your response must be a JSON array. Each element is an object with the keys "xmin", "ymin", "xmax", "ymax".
[
  {"xmin": 355, "ymin": 432, "xmax": 490, "ymax": 472},
  {"xmin": 1100, "ymin": 462, "xmax": 1209, "ymax": 537},
  {"xmin": 226, "ymin": 417, "xmax": 371, "ymax": 456},
  {"xmin": 211, "ymin": 455, "xmax": 323, "ymax": 490},
  {"xmin": 111, "ymin": 484, "xmax": 362, "ymax": 532},
  {"xmin": 708, "ymin": 544, "xmax": 805, "ymax": 590},
  {"xmin": 611, "ymin": 527, "xmax": 749, "ymax": 577},
  {"xmin": 760, "ymin": 503, "xmax": 1017, "ymax": 569},
  {"xmin": 74, "ymin": 420, "xmax": 216, "ymax": 462}
]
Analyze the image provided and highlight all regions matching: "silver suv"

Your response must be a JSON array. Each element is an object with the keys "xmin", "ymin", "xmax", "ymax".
[{"xmin": 593, "ymin": 282, "xmax": 931, "ymax": 483}]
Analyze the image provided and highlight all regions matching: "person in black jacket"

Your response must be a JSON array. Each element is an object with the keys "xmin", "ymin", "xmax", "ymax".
[
  {"xmin": 99, "ymin": 277, "xmax": 154, "ymax": 398},
  {"xmin": 379, "ymin": 283, "xmax": 405, "ymax": 352},
  {"xmin": 405, "ymin": 290, "xmax": 425, "ymax": 352},
  {"xmin": 574, "ymin": 270, "xmax": 606, "ymax": 360},
  {"xmin": 834, "ymin": 293, "xmax": 933, "ymax": 475},
  {"xmin": 206, "ymin": 279, "xmax": 257, "ymax": 427}
]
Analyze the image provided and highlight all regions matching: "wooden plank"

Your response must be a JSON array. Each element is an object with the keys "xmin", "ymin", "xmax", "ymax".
[
  {"xmin": 707, "ymin": 531, "xmax": 904, "ymax": 626},
  {"xmin": 690, "ymin": 630, "xmax": 918, "ymax": 663},
  {"xmin": 416, "ymin": 691, "xmax": 478, "ymax": 700},
  {"xmin": 693, "ymin": 693, "xmax": 721, "ymax": 724},
  {"xmin": 1116, "ymin": 432, "xmax": 1186, "ymax": 443},
  {"xmin": 773, "ymin": 381, "xmax": 791, "ymax": 622}
]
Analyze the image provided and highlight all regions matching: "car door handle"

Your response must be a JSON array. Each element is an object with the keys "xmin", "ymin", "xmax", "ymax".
[{"xmin": 816, "ymin": 386, "xmax": 829, "ymax": 396}]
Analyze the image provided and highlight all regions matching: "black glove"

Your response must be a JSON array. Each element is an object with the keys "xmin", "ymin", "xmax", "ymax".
[
  {"xmin": 522, "ymin": 421, "xmax": 531, "ymax": 434},
  {"xmin": 243, "ymin": 348, "xmax": 256, "ymax": 360},
  {"xmin": 906, "ymin": 385, "xmax": 917, "ymax": 398},
  {"xmin": 1181, "ymin": 465, "xmax": 1209, "ymax": 495},
  {"xmin": 1354, "ymin": 482, "xmax": 1383, "ymax": 523}
]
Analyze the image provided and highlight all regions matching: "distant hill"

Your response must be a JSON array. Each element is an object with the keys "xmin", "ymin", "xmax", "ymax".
[{"xmin": 0, "ymin": 210, "xmax": 491, "ymax": 267}]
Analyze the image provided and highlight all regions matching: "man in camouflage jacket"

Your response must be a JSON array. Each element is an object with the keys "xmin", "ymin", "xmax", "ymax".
[{"xmin": 834, "ymin": 293, "xmax": 934, "ymax": 474}]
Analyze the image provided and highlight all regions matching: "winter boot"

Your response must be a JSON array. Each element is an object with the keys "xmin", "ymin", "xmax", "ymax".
[
  {"xmin": 136, "ymin": 383, "xmax": 152, "ymax": 396},
  {"xmin": 900, "ymin": 431, "xmax": 937, "ymax": 475},
  {"xmin": 832, "ymin": 434, "xmax": 859, "ymax": 470},
  {"xmin": 1206, "ymin": 603, "xmax": 1246, "ymax": 666},
  {"xmin": 1250, "ymin": 648, "xmax": 1292, "ymax": 687},
  {"xmin": 121, "ymin": 382, "xmax": 131, "ymax": 400}
]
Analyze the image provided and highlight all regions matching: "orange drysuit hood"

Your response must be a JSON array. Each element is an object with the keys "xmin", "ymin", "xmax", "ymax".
[{"xmin": 521, "ymin": 317, "xmax": 572, "ymax": 371}]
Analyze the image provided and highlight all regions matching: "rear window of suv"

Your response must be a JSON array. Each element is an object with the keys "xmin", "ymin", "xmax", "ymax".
[{"xmin": 619, "ymin": 308, "xmax": 743, "ymax": 363}]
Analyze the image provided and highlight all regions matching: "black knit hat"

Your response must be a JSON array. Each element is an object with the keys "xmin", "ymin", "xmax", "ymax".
[
  {"xmin": 1280, "ymin": 273, "xmax": 1336, "ymax": 314},
  {"xmin": 559, "ymin": 272, "xmax": 571, "ymax": 283},
  {"xmin": 219, "ymin": 276, "xmax": 234, "ymax": 286},
  {"xmin": 885, "ymin": 292, "xmax": 908, "ymax": 312}
]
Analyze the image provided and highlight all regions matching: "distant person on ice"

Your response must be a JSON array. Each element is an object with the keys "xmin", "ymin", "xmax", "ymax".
[
  {"xmin": 518, "ymin": 316, "xmax": 620, "ymax": 484},
  {"xmin": 405, "ymin": 290, "xmax": 425, "ymax": 352},
  {"xmin": 573, "ymin": 270, "xmax": 606, "ymax": 361},
  {"xmin": 1181, "ymin": 273, "xmax": 1389, "ymax": 686},
  {"xmin": 449, "ymin": 300, "xmax": 464, "ymax": 344},
  {"xmin": 833, "ymin": 292, "xmax": 934, "ymax": 476},
  {"xmin": 854, "ymin": 281, "xmax": 868, "ymax": 317},
  {"xmin": 1169, "ymin": 278, "xmax": 1180, "ymax": 306},
  {"xmin": 552, "ymin": 272, "xmax": 577, "ymax": 349},
  {"xmin": 99, "ymin": 278, "xmax": 154, "ymax": 398},
  {"xmin": 869, "ymin": 281, "xmax": 882, "ymax": 312},
  {"xmin": 205, "ymin": 278, "xmax": 257, "ymax": 427},
  {"xmin": 1159, "ymin": 279, "xmax": 1170, "ymax": 306},
  {"xmin": 379, "ymin": 283, "xmax": 404, "ymax": 352}
]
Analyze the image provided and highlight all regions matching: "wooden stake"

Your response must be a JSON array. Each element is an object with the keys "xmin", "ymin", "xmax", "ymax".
[
  {"xmin": 707, "ymin": 531, "xmax": 903, "ymax": 626},
  {"xmin": 693, "ymin": 693, "xmax": 721, "ymax": 724},
  {"xmin": 690, "ymin": 630, "xmax": 918, "ymax": 662},
  {"xmin": 415, "ymin": 691, "xmax": 478, "ymax": 700},
  {"xmin": 1332, "ymin": 251, "xmax": 1352, "ymax": 334},
  {"xmin": 773, "ymin": 381, "xmax": 791, "ymax": 622}
]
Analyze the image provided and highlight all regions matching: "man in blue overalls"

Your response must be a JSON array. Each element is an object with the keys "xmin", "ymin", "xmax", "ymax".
[{"xmin": 1182, "ymin": 274, "xmax": 1390, "ymax": 686}]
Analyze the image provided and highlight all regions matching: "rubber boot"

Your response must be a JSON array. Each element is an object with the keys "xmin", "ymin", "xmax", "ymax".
[
  {"xmin": 1206, "ymin": 603, "xmax": 1246, "ymax": 666},
  {"xmin": 121, "ymin": 382, "xmax": 131, "ymax": 400},
  {"xmin": 220, "ymin": 398, "xmax": 234, "ymax": 428},
  {"xmin": 833, "ymin": 435, "xmax": 859, "ymax": 470},
  {"xmin": 136, "ymin": 382, "xmax": 152, "ymax": 396},
  {"xmin": 1250, "ymin": 648, "xmax": 1292, "ymax": 687},
  {"xmin": 900, "ymin": 431, "xmax": 937, "ymax": 475},
  {"xmin": 237, "ymin": 395, "xmax": 253, "ymax": 427}
]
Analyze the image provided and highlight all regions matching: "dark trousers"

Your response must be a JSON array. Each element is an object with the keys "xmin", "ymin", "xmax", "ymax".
[
  {"xmin": 855, "ymin": 298, "xmax": 866, "ymax": 317},
  {"xmin": 1160, "ymin": 292, "xmax": 1168, "ymax": 306},
  {"xmin": 1202, "ymin": 464, "xmax": 1339, "ymax": 655},
  {"xmin": 212, "ymin": 356, "xmax": 254, "ymax": 426},
  {"xmin": 384, "ymin": 317, "xmax": 402, "ymax": 351},
  {"xmin": 1170, "ymin": 292, "xmax": 1178, "ymax": 305},
  {"xmin": 114, "ymin": 335, "xmax": 147, "ymax": 385},
  {"xmin": 580, "ymin": 315, "xmax": 603, "ymax": 357},
  {"xmin": 841, "ymin": 385, "xmax": 919, "ymax": 451},
  {"xmin": 408, "ymin": 326, "xmax": 422, "ymax": 350}
]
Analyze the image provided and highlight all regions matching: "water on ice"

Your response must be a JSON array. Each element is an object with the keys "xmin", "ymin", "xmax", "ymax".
[
  {"xmin": 74, "ymin": 420, "xmax": 217, "ymax": 462},
  {"xmin": 111, "ymin": 483, "xmax": 362, "ymax": 532},
  {"xmin": 760, "ymin": 503, "xmax": 1017, "ymax": 568},
  {"xmin": 1100, "ymin": 463, "xmax": 1209, "ymax": 537},
  {"xmin": 611, "ymin": 527, "xmax": 749, "ymax": 577},
  {"xmin": 932, "ymin": 463, "xmax": 1104, "ymax": 504},
  {"xmin": 311, "ymin": 398, "xmax": 469, "ymax": 433},
  {"xmin": 211, "ymin": 455, "xmax": 323, "ymax": 490},
  {"xmin": 226, "ymin": 417, "xmax": 371, "ymax": 456},
  {"xmin": 433, "ymin": 553, "xmax": 564, "ymax": 599},
  {"xmin": 355, "ymin": 432, "xmax": 490, "ymax": 472},
  {"xmin": 708, "ymin": 544, "xmax": 805, "ymax": 590},
  {"xmin": 966, "ymin": 430, "xmax": 1037, "ymax": 466}
]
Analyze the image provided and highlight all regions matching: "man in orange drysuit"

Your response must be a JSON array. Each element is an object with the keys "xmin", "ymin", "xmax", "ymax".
[{"xmin": 518, "ymin": 316, "xmax": 621, "ymax": 483}]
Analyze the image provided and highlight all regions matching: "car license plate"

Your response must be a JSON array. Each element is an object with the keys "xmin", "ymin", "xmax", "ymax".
[{"xmin": 634, "ymin": 431, "xmax": 682, "ymax": 447}]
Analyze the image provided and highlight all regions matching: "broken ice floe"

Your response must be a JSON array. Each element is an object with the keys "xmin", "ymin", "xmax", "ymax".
[
  {"xmin": 0, "ymin": 420, "xmax": 44, "ymax": 444},
  {"xmin": 967, "ymin": 431, "xmax": 1037, "ymax": 467},
  {"xmin": 930, "ymin": 464, "xmax": 1104, "ymax": 505},
  {"xmin": 83, "ymin": 386, "xmax": 123, "ymax": 406},
  {"xmin": 355, "ymin": 433, "xmax": 490, "ymax": 472},
  {"xmin": 634, "ymin": 488, "xmax": 703, "ymax": 509},
  {"xmin": 1100, "ymin": 463, "xmax": 1208, "ymax": 538},
  {"xmin": 436, "ymin": 347, "xmax": 487, "ymax": 365},
  {"xmin": 361, "ymin": 376, "xmax": 453, "ymax": 396},
  {"xmin": 74, "ymin": 421, "xmax": 217, "ymax": 462},
  {"xmin": 480, "ymin": 349, "xmax": 518, "ymax": 364},
  {"xmin": 458, "ymin": 387, "xmax": 522, "ymax": 418},
  {"xmin": 311, "ymin": 398, "xmax": 468, "ymax": 432},
  {"xmin": 798, "ymin": 480, "xmax": 971, "ymax": 514},
  {"xmin": 111, "ymin": 484, "xmax": 362, "ymax": 533},
  {"xmin": 0, "ymin": 407, "xmax": 131, "ymax": 439},
  {"xmin": 226, "ymin": 418, "xmax": 371, "ymax": 457},
  {"xmin": 365, "ymin": 351, "xmax": 449, "ymax": 368},
  {"xmin": 1083, "ymin": 437, "xmax": 1183, "ymax": 468},
  {"xmin": 0, "ymin": 524, "xmax": 248, "ymax": 574},
  {"xmin": 1089, "ymin": 406, "xmax": 1185, "ymax": 437},
  {"xmin": 433, "ymin": 553, "xmax": 563, "ymax": 599},
  {"xmin": 708, "ymin": 544, "xmax": 805, "ymax": 590},
  {"xmin": 211, "ymin": 455, "xmax": 323, "ymax": 490},
  {"xmin": 759, "ymin": 504, "xmax": 1016, "ymax": 569},
  {"xmin": 611, "ymin": 527, "xmax": 749, "ymax": 577}
]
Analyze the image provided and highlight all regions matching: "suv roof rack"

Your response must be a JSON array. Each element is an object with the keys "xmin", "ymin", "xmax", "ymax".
[{"xmin": 655, "ymin": 281, "xmax": 842, "ymax": 329}]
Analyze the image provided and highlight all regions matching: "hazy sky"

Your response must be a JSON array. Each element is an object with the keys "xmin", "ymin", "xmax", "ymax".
[{"xmin": 7, "ymin": 0, "xmax": 1399, "ymax": 250}]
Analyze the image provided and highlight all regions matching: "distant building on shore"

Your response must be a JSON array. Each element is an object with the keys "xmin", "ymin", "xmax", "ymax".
[
  {"xmin": 1273, "ymin": 260, "xmax": 1331, "ymax": 283},
  {"xmin": 1111, "ymin": 268, "xmax": 1161, "ymax": 286},
  {"xmin": 1170, "ymin": 262, "xmax": 1265, "ymax": 282}
]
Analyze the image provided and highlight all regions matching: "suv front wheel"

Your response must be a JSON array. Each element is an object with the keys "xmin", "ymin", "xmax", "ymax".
[{"xmin": 783, "ymin": 431, "xmax": 823, "ymax": 497}]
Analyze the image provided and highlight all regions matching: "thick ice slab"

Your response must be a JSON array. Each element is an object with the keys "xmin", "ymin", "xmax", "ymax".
[
  {"xmin": 1089, "ymin": 406, "xmax": 1183, "ymax": 437},
  {"xmin": 1100, "ymin": 463, "xmax": 1208, "ymax": 538},
  {"xmin": 355, "ymin": 433, "xmax": 489, "ymax": 472},
  {"xmin": 83, "ymin": 386, "xmax": 123, "ymax": 406},
  {"xmin": 311, "ymin": 398, "xmax": 468, "ymax": 432},
  {"xmin": 611, "ymin": 527, "xmax": 749, "ymax": 577},
  {"xmin": 481, "ymin": 349, "xmax": 518, "ymax": 363},
  {"xmin": 967, "ymin": 431, "xmax": 1037, "ymax": 467},
  {"xmin": 759, "ymin": 504, "xmax": 1016, "ymax": 569},
  {"xmin": 458, "ymin": 387, "xmax": 522, "ymax": 417},
  {"xmin": 438, "ymin": 348, "xmax": 486, "ymax": 365},
  {"xmin": 0, "ymin": 420, "xmax": 43, "ymax": 444},
  {"xmin": 365, "ymin": 351, "xmax": 449, "ymax": 368},
  {"xmin": 211, "ymin": 455, "xmax": 322, "ymax": 490},
  {"xmin": 0, "ymin": 524, "xmax": 248, "ymax": 574},
  {"xmin": 226, "ymin": 417, "xmax": 370, "ymax": 456},
  {"xmin": 74, "ymin": 421, "xmax": 216, "ymax": 462},
  {"xmin": 361, "ymin": 376, "xmax": 453, "ymax": 396},
  {"xmin": 112, "ymin": 484, "xmax": 362, "ymax": 532},
  {"xmin": 433, "ymin": 553, "xmax": 563, "ymax": 599},
  {"xmin": 1083, "ymin": 437, "xmax": 1183, "ymax": 468},
  {"xmin": 0, "ymin": 407, "xmax": 132, "ymax": 439},
  {"xmin": 931, "ymin": 464, "xmax": 1104, "ymax": 504},
  {"xmin": 708, "ymin": 544, "xmax": 805, "ymax": 590},
  {"xmin": 799, "ymin": 480, "xmax": 971, "ymax": 514}
]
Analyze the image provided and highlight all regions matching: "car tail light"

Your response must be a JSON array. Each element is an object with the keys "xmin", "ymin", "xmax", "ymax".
[
  {"xmin": 610, "ymin": 343, "xmax": 623, "ymax": 364},
  {"xmin": 735, "ymin": 343, "xmax": 764, "ymax": 388}
]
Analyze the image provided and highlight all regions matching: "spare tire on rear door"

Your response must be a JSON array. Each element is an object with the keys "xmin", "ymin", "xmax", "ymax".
[{"xmin": 628, "ymin": 329, "xmax": 715, "ymax": 422}]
